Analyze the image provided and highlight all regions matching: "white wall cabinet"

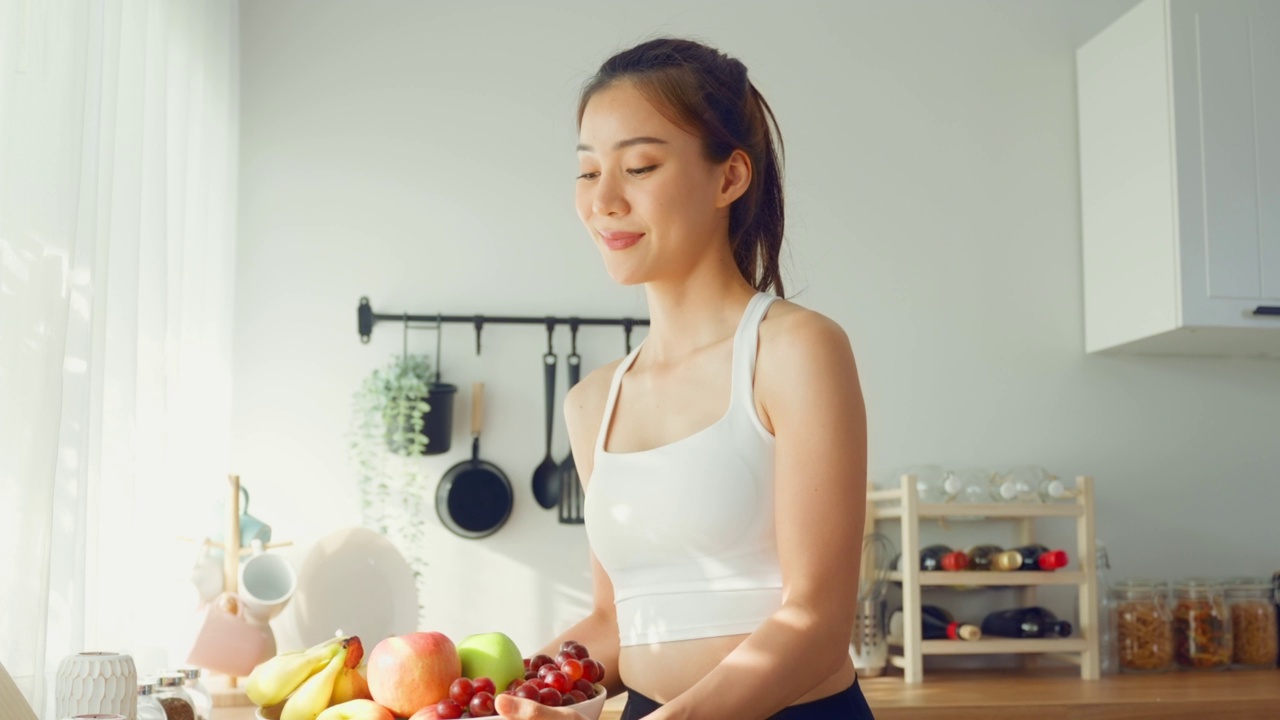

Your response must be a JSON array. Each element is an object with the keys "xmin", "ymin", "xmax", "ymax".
[{"xmin": 1078, "ymin": 0, "xmax": 1280, "ymax": 357}]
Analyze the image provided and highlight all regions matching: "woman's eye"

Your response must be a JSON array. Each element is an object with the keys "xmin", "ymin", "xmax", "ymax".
[
  {"xmin": 627, "ymin": 165, "xmax": 657, "ymax": 176},
  {"xmin": 575, "ymin": 165, "xmax": 657, "ymax": 180}
]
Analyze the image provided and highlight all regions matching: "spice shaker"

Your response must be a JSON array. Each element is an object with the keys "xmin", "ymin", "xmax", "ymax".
[
  {"xmin": 1172, "ymin": 578, "xmax": 1233, "ymax": 670},
  {"xmin": 1225, "ymin": 578, "xmax": 1278, "ymax": 669},
  {"xmin": 137, "ymin": 678, "xmax": 167, "ymax": 720},
  {"xmin": 154, "ymin": 673, "xmax": 197, "ymax": 720},
  {"xmin": 178, "ymin": 667, "xmax": 211, "ymax": 720}
]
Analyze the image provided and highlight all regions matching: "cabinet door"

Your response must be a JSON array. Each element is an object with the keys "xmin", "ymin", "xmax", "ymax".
[{"xmin": 1171, "ymin": 0, "xmax": 1280, "ymax": 326}]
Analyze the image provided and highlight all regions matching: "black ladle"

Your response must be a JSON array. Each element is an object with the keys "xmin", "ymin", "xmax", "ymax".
[{"xmin": 532, "ymin": 322, "xmax": 560, "ymax": 509}]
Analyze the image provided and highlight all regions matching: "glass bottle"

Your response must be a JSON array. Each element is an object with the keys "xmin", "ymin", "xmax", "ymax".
[
  {"xmin": 966, "ymin": 544, "xmax": 1003, "ymax": 571},
  {"xmin": 893, "ymin": 544, "xmax": 968, "ymax": 572},
  {"xmin": 137, "ymin": 678, "xmax": 168, "ymax": 720},
  {"xmin": 989, "ymin": 465, "xmax": 1053, "ymax": 503},
  {"xmin": 994, "ymin": 544, "xmax": 1069, "ymax": 572},
  {"xmin": 154, "ymin": 673, "xmax": 197, "ymax": 720},
  {"xmin": 890, "ymin": 605, "xmax": 982, "ymax": 641},
  {"xmin": 178, "ymin": 667, "xmax": 211, "ymax": 720},
  {"xmin": 980, "ymin": 607, "xmax": 1073, "ymax": 638},
  {"xmin": 1111, "ymin": 579, "xmax": 1173, "ymax": 673},
  {"xmin": 1225, "ymin": 578, "xmax": 1278, "ymax": 669},
  {"xmin": 1172, "ymin": 578, "xmax": 1232, "ymax": 670},
  {"xmin": 1094, "ymin": 542, "xmax": 1117, "ymax": 675}
]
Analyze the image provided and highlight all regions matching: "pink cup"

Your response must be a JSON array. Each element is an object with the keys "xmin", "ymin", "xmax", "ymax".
[{"xmin": 185, "ymin": 593, "xmax": 272, "ymax": 676}]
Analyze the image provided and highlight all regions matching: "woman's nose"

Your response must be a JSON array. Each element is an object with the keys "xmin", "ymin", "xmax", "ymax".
[{"xmin": 592, "ymin": 174, "xmax": 628, "ymax": 217}]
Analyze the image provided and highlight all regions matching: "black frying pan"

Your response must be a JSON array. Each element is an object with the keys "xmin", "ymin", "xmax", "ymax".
[{"xmin": 436, "ymin": 382, "xmax": 513, "ymax": 539}]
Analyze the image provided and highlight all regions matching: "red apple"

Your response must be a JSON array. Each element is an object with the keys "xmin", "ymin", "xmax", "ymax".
[{"xmin": 367, "ymin": 631, "xmax": 461, "ymax": 717}]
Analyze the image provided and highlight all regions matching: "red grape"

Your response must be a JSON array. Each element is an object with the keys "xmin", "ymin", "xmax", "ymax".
[
  {"xmin": 435, "ymin": 699, "xmax": 464, "ymax": 720},
  {"xmin": 559, "ymin": 640, "xmax": 579, "ymax": 653},
  {"xmin": 523, "ymin": 670, "xmax": 537, "ymax": 681},
  {"xmin": 469, "ymin": 691, "xmax": 495, "ymax": 717},
  {"xmin": 559, "ymin": 658, "xmax": 583, "ymax": 683},
  {"xmin": 582, "ymin": 658, "xmax": 605, "ymax": 684},
  {"xmin": 537, "ymin": 687, "xmax": 562, "ymax": 707},
  {"xmin": 566, "ymin": 690, "xmax": 588, "ymax": 705},
  {"xmin": 522, "ymin": 657, "xmax": 531, "ymax": 670},
  {"xmin": 567, "ymin": 642, "xmax": 590, "ymax": 660},
  {"xmin": 528, "ymin": 654, "xmax": 555, "ymax": 672},
  {"xmin": 514, "ymin": 683, "xmax": 540, "ymax": 701},
  {"xmin": 554, "ymin": 651, "xmax": 574, "ymax": 666},
  {"xmin": 505, "ymin": 678, "xmax": 522, "ymax": 692},
  {"xmin": 537, "ymin": 664, "xmax": 559, "ymax": 681},
  {"xmin": 472, "ymin": 677, "xmax": 496, "ymax": 696},
  {"xmin": 528, "ymin": 679, "xmax": 548, "ymax": 691},
  {"xmin": 545, "ymin": 670, "xmax": 572, "ymax": 695},
  {"xmin": 448, "ymin": 678, "xmax": 475, "ymax": 706},
  {"xmin": 572, "ymin": 679, "xmax": 594, "ymax": 696}
]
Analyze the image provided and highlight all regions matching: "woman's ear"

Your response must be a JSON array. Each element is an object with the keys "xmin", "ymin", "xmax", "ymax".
[{"xmin": 715, "ymin": 149, "xmax": 752, "ymax": 208}]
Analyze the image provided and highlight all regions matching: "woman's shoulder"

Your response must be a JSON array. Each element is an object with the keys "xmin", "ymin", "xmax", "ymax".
[
  {"xmin": 563, "ymin": 355, "xmax": 626, "ymax": 438},
  {"xmin": 759, "ymin": 298, "xmax": 852, "ymax": 356}
]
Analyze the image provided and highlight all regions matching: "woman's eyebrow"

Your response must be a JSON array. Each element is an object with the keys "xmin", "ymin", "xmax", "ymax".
[{"xmin": 576, "ymin": 136, "xmax": 668, "ymax": 153}]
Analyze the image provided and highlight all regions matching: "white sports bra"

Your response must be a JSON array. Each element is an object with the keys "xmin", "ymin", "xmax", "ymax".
[{"xmin": 584, "ymin": 292, "xmax": 782, "ymax": 646}]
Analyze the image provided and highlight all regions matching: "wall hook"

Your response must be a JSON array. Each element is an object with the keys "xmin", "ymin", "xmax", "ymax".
[
  {"xmin": 474, "ymin": 315, "xmax": 485, "ymax": 355},
  {"xmin": 623, "ymin": 319, "xmax": 634, "ymax": 354}
]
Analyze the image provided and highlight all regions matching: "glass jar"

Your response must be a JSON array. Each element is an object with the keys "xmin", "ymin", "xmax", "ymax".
[
  {"xmin": 154, "ymin": 673, "xmax": 197, "ymax": 720},
  {"xmin": 1225, "ymin": 579, "xmax": 1278, "ymax": 668},
  {"xmin": 177, "ymin": 667, "xmax": 211, "ymax": 720},
  {"xmin": 1112, "ymin": 579, "xmax": 1174, "ymax": 673},
  {"xmin": 137, "ymin": 678, "xmax": 168, "ymax": 720},
  {"xmin": 1172, "ymin": 578, "xmax": 1233, "ymax": 670}
]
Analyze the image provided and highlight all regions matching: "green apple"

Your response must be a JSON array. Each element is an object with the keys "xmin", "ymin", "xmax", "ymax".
[{"xmin": 456, "ymin": 631, "xmax": 524, "ymax": 690}]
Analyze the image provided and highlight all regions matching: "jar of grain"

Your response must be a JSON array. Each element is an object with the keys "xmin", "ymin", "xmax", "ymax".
[
  {"xmin": 137, "ymin": 678, "xmax": 167, "ymax": 720},
  {"xmin": 1172, "ymin": 578, "xmax": 1233, "ymax": 670},
  {"xmin": 1225, "ymin": 579, "xmax": 1278, "ymax": 669},
  {"xmin": 154, "ymin": 674, "xmax": 196, "ymax": 720},
  {"xmin": 1111, "ymin": 579, "xmax": 1174, "ymax": 673}
]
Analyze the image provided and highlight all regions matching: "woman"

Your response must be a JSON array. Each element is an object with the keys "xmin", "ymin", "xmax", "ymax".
[{"xmin": 496, "ymin": 37, "xmax": 872, "ymax": 720}]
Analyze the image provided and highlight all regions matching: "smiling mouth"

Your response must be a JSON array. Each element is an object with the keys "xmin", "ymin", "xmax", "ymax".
[{"xmin": 600, "ymin": 232, "xmax": 644, "ymax": 251}]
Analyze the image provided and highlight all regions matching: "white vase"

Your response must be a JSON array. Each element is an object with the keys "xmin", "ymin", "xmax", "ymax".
[{"xmin": 55, "ymin": 652, "xmax": 137, "ymax": 720}]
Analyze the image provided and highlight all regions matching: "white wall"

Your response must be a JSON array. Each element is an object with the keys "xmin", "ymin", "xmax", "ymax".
[{"xmin": 233, "ymin": 0, "xmax": 1280, "ymax": 658}]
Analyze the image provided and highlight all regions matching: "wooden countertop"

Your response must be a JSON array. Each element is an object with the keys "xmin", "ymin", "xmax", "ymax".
[
  {"xmin": 214, "ymin": 668, "xmax": 1280, "ymax": 720},
  {"xmin": 859, "ymin": 666, "xmax": 1280, "ymax": 719}
]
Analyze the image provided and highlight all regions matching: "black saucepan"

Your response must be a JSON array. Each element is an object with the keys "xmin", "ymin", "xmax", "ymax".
[{"xmin": 435, "ymin": 382, "xmax": 513, "ymax": 539}]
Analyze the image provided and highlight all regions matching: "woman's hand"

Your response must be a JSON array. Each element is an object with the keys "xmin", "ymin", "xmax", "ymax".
[{"xmin": 493, "ymin": 693, "xmax": 584, "ymax": 719}]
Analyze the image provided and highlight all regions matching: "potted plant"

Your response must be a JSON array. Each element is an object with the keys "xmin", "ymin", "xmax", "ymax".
[{"xmin": 348, "ymin": 352, "xmax": 445, "ymax": 627}]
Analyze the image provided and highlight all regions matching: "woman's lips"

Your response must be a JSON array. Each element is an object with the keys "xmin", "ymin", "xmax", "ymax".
[{"xmin": 600, "ymin": 231, "xmax": 644, "ymax": 251}]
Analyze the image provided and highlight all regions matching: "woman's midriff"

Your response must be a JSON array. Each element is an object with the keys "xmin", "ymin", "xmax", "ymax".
[{"xmin": 617, "ymin": 634, "xmax": 858, "ymax": 705}]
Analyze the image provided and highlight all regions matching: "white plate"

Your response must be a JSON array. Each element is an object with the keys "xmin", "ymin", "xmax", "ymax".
[{"xmin": 286, "ymin": 526, "xmax": 418, "ymax": 648}]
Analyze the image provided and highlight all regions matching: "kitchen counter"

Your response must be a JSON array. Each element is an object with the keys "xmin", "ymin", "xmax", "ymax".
[
  {"xmin": 859, "ymin": 666, "xmax": 1280, "ymax": 719},
  {"xmin": 214, "ymin": 668, "xmax": 1280, "ymax": 720}
]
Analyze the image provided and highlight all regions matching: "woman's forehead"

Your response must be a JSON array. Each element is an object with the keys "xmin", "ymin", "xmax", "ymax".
[{"xmin": 578, "ymin": 83, "xmax": 691, "ymax": 153}]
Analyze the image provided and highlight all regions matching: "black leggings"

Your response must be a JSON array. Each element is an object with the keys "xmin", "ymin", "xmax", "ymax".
[{"xmin": 619, "ymin": 679, "xmax": 875, "ymax": 719}]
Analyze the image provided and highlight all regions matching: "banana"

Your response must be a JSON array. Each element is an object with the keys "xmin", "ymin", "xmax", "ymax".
[
  {"xmin": 245, "ymin": 637, "xmax": 343, "ymax": 708},
  {"xmin": 328, "ymin": 665, "xmax": 371, "ymax": 705},
  {"xmin": 281, "ymin": 641, "xmax": 351, "ymax": 720}
]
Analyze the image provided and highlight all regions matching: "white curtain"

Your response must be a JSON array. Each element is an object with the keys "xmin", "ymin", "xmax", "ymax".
[{"xmin": 0, "ymin": 1, "xmax": 239, "ymax": 717}]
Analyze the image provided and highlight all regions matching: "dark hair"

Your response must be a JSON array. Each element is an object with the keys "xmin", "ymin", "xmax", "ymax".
[{"xmin": 578, "ymin": 37, "xmax": 786, "ymax": 298}]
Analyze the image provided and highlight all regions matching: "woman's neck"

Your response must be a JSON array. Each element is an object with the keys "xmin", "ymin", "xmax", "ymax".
[{"xmin": 639, "ymin": 255, "xmax": 759, "ymax": 367}]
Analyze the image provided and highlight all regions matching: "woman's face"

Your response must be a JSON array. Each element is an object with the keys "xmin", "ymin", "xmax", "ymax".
[{"xmin": 575, "ymin": 81, "xmax": 742, "ymax": 287}]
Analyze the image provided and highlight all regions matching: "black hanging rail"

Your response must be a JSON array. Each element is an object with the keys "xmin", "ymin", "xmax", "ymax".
[{"xmin": 358, "ymin": 296, "xmax": 650, "ymax": 354}]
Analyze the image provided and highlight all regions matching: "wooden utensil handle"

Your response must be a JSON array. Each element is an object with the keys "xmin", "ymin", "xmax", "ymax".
[{"xmin": 471, "ymin": 382, "xmax": 484, "ymax": 436}]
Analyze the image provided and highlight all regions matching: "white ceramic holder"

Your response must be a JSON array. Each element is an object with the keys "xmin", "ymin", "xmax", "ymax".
[{"xmin": 54, "ymin": 652, "xmax": 137, "ymax": 720}]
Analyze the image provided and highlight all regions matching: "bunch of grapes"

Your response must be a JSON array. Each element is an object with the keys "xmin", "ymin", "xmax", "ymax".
[{"xmin": 433, "ymin": 641, "xmax": 606, "ymax": 718}]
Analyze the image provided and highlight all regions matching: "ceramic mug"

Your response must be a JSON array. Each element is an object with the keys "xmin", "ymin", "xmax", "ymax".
[
  {"xmin": 211, "ymin": 486, "xmax": 273, "ymax": 548},
  {"xmin": 185, "ymin": 593, "xmax": 270, "ymax": 677},
  {"xmin": 189, "ymin": 542, "xmax": 223, "ymax": 606},
  {"xmin": 238, "ymin": 541, "xmax": 297, "ymax": 624}
]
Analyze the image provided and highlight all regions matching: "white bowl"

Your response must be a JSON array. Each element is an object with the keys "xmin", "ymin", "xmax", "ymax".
[{"xmin": 563, "ymin": 684, "xmax": 609, "ymax": 720}]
